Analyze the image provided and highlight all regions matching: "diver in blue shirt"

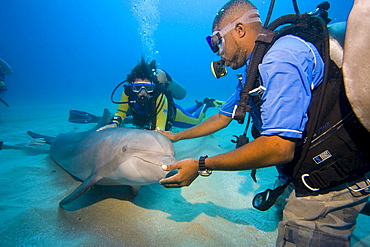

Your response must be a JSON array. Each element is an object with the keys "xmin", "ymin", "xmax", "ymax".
[{"xmin": 158, "ymin": 0, "xmax": 369, "ymax": 246}]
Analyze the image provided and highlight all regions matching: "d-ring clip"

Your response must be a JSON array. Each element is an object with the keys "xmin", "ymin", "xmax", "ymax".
[
  {"xmin": 301, "ymin": 174, "xmax": 320, "ymax": 191},
  {"xmin": 347, "ymin": 177, "xmax": 370, "ymax": 193}
]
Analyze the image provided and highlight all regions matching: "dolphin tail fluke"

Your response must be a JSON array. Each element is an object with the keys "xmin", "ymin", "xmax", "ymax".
[
  {"xmin": 59, "ymin": 173, "xmax": 102, "ymax": 207},
  {"xmin": 27, "ymin": 131, "xmax": 55, "ymax": 145}
]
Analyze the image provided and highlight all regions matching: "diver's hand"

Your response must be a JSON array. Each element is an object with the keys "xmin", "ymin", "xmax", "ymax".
[
  {"xmin": 96, "ymin": 123, "xmax": 117, "ymax": 132},
  {"xmin": 26, "ymin": 138, "xmax": 46, "ymax": 147},
  {"xmin": 159, "ymin": 158, "xmax": 199, "ymax": 188},
  {"xmin": 2, "ymin": 138, "xmax": 46, "ymax": 150},
  {"xmin": 156, "ymin": 127, "xmax": 180, "ymax": 142}
]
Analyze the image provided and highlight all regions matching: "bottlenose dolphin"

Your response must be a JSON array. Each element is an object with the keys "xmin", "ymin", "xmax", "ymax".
[
  {"xmin": 343, "ymin": 0, "xmax": 370, "ymax": 132},
  {"xmin": 28, "ymin": 108, "xmax": 176, "ymax": 207}
]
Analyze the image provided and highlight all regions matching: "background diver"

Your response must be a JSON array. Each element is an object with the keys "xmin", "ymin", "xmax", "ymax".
[{"xmin": 96, "ymin": 58, "xmax": 225, "ymax": 131}]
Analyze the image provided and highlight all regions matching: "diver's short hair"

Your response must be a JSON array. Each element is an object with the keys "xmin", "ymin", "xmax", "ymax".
[
  {"xmin": 126, "ymin": 57, "xmax": 158, "ymax": 84},
  {"xmin": 213, "ymin": 0, "xmax": 260, "ymax": 32}
]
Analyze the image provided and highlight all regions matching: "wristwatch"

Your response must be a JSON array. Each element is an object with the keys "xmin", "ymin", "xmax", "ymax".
[
  {"xmin": 109, "ymin": 116, "xmax": 122, "ymax": 126},
  {"xmin": 198, "ymin": 155, "xmax": 212, "ymax": 176}
]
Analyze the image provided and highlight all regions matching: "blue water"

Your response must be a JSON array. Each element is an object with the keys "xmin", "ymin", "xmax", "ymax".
[
  {"xmin": 1, "ymin": 1, "xmax": 366, "ymax": 246},
  {"xmin": 0, "ymin": 0, "xmax": 353, "ymax": 106}
]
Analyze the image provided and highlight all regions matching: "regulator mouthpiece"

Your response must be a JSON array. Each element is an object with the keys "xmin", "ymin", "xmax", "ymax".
[{"xmin": 211, "ymin": 60, "xmax": 228, "ymax": 79}]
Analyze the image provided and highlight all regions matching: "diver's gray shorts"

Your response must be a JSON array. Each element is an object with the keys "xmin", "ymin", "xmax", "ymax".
[{"xmin": 276, "ymin": 178, "xmax": 370, "ymax": 247}]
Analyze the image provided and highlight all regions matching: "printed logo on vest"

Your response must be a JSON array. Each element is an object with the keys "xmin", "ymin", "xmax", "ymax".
[{"xmin": 313, "ymin": 150, "xmax": 332, "ymax": 164}]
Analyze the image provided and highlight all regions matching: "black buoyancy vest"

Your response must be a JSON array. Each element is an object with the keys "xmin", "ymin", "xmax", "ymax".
[
  {"xmin": 242, "ymin": 14, "xmax": 370, "ymax": 195},
  {"xmin": 285, "ymin": 60, "xmax": 370, "ymax": 195}
]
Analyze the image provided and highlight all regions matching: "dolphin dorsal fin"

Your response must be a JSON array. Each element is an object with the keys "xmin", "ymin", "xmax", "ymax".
[{"xmin": 94, "ymin": 108, "xmax": 112, "ymax": 130}]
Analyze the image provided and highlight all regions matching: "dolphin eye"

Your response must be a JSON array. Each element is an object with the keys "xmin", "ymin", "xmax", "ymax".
[{"xmin": 122, "ymin": 147, "xmax": 127, "ymax": 152}]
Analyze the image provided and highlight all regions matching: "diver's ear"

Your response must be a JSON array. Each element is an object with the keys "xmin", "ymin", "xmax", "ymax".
[{"xmin": 235, "ymin": 23, "xmax": 247, "ymax": 38}]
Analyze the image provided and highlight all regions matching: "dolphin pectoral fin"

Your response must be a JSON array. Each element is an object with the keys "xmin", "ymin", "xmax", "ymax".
[{"xmin": 59, "ymin": 173, "xmax": 101, "ymax": 207}]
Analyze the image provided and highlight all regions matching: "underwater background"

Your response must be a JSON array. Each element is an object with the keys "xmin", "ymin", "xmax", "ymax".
[
  {"xmin": 2, "ymin": 1, "xmax": 368, "ymax": 247},
  {"xmin": 1, "ymin": 0, "xmax": 353, "ymax": 107}
]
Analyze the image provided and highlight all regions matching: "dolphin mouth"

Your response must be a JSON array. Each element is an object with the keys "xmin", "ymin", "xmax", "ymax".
[
  {"xmin": 133, "ymin": 156, "xmax": 164, "ymax": 167},
  {"xmin": 133, "ymin": 155, "xmax": 178, "ymax": 177}
]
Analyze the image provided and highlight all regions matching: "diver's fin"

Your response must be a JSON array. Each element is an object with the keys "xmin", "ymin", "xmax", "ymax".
[
  {"xmin": 59, "ymin": 173, "xmax": 102, "ymax": 207},
  {"xmin": 68, "ymin": 110, "xmax": 101, "ymax": 124},
  {"xmin": 27, "ymin": 131, "xmax": 55, "ymax": 145}
]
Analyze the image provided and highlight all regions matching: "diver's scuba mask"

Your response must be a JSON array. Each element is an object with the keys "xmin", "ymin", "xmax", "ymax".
[
  {"xmin": 206, "ymin": 9, "xmax": 261, "ymax": 79},
  {"xmin": 130, "ymin": 81, "xmax": 156, "ymax": 105},
  {"xmin": 130, "ymin": 82, "xmax": 156, "ymax": 93},
  {"xmin": 206, "ymin": 9, "xmax": 260, "ymax": 54}
]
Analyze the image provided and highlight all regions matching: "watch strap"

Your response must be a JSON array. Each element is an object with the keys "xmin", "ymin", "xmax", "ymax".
[{"xmin": 199, "ymin": 155, "xmax": 208, "ymax": 170}]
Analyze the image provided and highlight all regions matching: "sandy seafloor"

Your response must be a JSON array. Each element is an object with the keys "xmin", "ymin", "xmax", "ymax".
[{"xmin": 1, "ymin": 101, "xmax": 369, "ymax": 247}]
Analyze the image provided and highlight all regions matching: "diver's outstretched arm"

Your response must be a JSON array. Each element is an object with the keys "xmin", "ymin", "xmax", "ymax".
[
  {"xmin": 27, "ymin": 131, "xmax": 55, "ymax": 145},
  {"xmin": 157, "ymin": 113, "xmax": 232, "ymax": 142},
  {"xmin": 1, "ymin": 138, "xmax": 46, "ymax": 150}
]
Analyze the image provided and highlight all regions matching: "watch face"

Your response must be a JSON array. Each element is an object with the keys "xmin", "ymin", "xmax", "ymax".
[{"xmin": 198, "ymin": 169, "xmax": 212, "ymax": 177}]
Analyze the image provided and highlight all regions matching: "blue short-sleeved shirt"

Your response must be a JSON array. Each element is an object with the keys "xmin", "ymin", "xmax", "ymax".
[{"xmin": 220, "ymin": 35, "xmax": 325, "ymax": 139}]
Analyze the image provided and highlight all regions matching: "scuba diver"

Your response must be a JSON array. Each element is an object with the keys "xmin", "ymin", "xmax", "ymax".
[
  {"xmin": 158, "ymin": 0, "xmax": 370, "ymax": 246},
  {"xmin": 99, "ymin": 58, "xmax": 224, "ymax": 131},
  {"xmin": 0, "ymin": 58, "xmax": 13, "ymax": 107}
]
